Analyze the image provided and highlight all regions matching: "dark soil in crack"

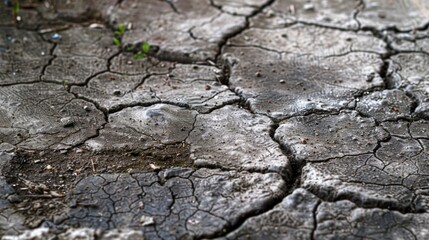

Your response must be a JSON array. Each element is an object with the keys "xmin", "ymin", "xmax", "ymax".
[{"xmin": 4, "ymin": 143, "xmax": 192, "ymax": 228}]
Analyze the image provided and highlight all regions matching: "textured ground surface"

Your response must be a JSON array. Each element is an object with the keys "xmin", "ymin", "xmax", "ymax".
[{"xmin": 1, "ymin": 0, "xmax": 429, "ymax": 239}]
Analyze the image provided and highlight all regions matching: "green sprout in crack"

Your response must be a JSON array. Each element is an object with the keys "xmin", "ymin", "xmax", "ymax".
[
  {"xmin": 12, "ymin": 1, "xmax": 19, "ymax": 15},
  {"xmin": 114, "ymin": 23, "xmax": 126, "ymax": 36},
  {"xmin": 133, "ymin": 41, "xmax": 151, "ymax": 59},
  {"xmin": 142, "ymin": 41, "xmax": 150, "ymax": 53},
  {"xmin": 62, "ymin": 80, "xmax": 68, "ymax": 90},
  {"xmin": 113, "ymin": 23, "xmax": 126, "ymax": 46},
  {"xmin": 113, "ymin": 37, "xmax": 121, "ymax": 46}
]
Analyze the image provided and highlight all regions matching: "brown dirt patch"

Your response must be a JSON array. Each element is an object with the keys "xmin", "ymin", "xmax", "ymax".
[{"xmin": 4, "ymin": 143, "xmax": 192, "ymax": 228}]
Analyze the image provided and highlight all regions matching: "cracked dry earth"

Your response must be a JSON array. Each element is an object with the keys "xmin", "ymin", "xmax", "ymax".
[{"xmin": 1, "ymin": 0, "xmax": 429, "ymax": 239}]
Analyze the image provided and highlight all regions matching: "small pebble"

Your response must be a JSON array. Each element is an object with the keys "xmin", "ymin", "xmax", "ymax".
[
  {"xmin": 51, "ymin": 33, "xmax": 62, "ymax": 41},
  {"xmin": 89, "ymin": 23, "xmax": 105, "ymax": 29},
  {"xmin": 279, "ymin": 79, "xmax": 285, "ymax": 84},
  {"xmin": 6, "ymin": 35, "xmax": 13, "ymax": 42},
  {"xmin": 255, "ymin": 71, "xmax": 262, "ymax": 77},
  {"xmin": 140, "ymin": 215, "xmax": 155, "ymax": 226},
  {"xmin": 303, "ymin": 3, "xmax": 315, "ymax": 11}
]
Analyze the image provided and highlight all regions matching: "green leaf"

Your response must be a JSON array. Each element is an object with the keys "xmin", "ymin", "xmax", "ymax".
[
  {"xmin": 113, "ymin": 37, "xmax": 121, "ymax": 46},
  {"xmin": 13, "ymin": 1, "xmax": 19, "ymax": 15},
  {"xmin": 114, "ymin": 31, "xmax": 121, "ymax": 35},
  {"xmin": 118, "ymin": 24, "xmax": 126, "ymax": 35},
  {"xmin": 62, "ymin": 80, "xmax": 68, "ymax": 89},
  {"xmin": 133, "ymin": 53, "xmax": 146, "ymax": 59},
  {"xmin": 142, "ymin": 42, "xmax": 150, "ymax": 53}
]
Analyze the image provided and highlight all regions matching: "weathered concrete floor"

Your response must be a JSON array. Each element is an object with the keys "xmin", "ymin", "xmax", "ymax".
[{"xmin": 1, "ymin": 0, "xmax": 429, "ymax": 239}]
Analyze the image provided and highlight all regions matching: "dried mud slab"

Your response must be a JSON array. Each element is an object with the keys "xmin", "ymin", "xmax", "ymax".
[
  {"xmin": 0, "ymin": 0, "xmax": 117, "ymax": 29},
  {"xmin": 71, "ymin": 63, "xmax": 238, "ymax": 113},
  {"xmin": 107, "ymin": 0, "xmax": 247, "ymax": 62},
  {"xmin": 227, "ymin": 24, "xmax": 386, "ymax": 56},
  {"xmin": 224, "ymin": 188, "xmax": 429, "ymax": 240},
  {"xmin": 250, "ymin": 0, "xmax": 361, "ymax": 29},
  {"xmin": 225, "ymin": 50, "xmax": 384, "ymax": 120},
  {"xmin": 139, "ymin": 64, "xmax": 239, "ymax": 113},
  {"xmin": 223, "ymin": 188, "xmax": 319, "ymax": 240},
  {"xmin": 0, "ymin": 83, "xmax": 105, "ymax": 150},
  {"xmin": 0, "ymin": 28, "xmax": 52, "ymax": 85},
  {"xmin": 33, "ymin": 0, "xmax": 117, "ymax": 22},
  {"xmin": 86, "ymin": 104, "xmax": 197, "ymax": 151},
  {"xmin": 380, "ymin": 120, "xmax": 411, "ymax": 138},
  {"xmin": 42, "ymin": 56, "xmax": 107, "ymax": 85},
  {"xmin": 41, "ymin": 27, "xmax": 118, "ymax": 85},
  {"xmin": 71, "ymin": 72, "xmax": 153, "ymax": 112},
  {"xmin": 358, "ymin": 0, "xmax": 429, "ymax": 31},
  {"xmin": 390, "ymin": 53, "xmax": 429, "ymax": 118},
  {"xmin": 277, "ymin": 112, "xmax": 429, "ymax": 212},
  {"xmin": 275, "ymin": 110, "xmax": 388, "ymax": 161},
  {"xmin": 356, "ymin": 89, "xmax": 413, "ymax": 121},
  {"xmin": 51, "ymin": 27, "xmax": 118, "ymax": 59},
  {"xmin": 410, "ymin": 120, "xmax": 429, "ymax": 138},
  {"xmin": 314, "ymin": 199, "xmax": 429, "ymax": 239},
  {"xmin": 301, "ymin": 134, "xmax": 429, "ymax": 212},
  {"xmin": 223, "ymin": 24, "xmax": 386, "ymax": 120},
  {"xmin": 188, "ymin": 105, "xmax": 290, "ymax": 177},
  {"xmin": 109, "ymin": 53, "xmax": 174, "ymax": 76}
]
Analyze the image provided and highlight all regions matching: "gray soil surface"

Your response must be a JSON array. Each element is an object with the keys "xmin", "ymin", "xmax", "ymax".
[{"xmin": 1, "ymin": 0, "xmax": 429, "ymax": 239}]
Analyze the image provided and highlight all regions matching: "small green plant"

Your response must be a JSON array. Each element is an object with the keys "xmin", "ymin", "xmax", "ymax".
[
  {"xmin": 113, "ymin": 37, "xmax": 121, "ymax": 46},
  {"xmin": 114, "ymin": 23, "xmax": 126, "ymax": 36},
  {"xmin": 142, "ymin": 41, "xmax": 150, "ymax": 53},
  {"xmin": 12, "ymin": 1, "xmax": 19, "ymax": 15},
  {"xmin": 113, "ymin": 23, "xmax": 126, "ymax": 46},
  {"xmin": 62, "ymin": 80, "xmax": 68, "ymax": 89},
  {"xmin": 133, "ymin": 42, "xmax": 151, "ymax": 59}
]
